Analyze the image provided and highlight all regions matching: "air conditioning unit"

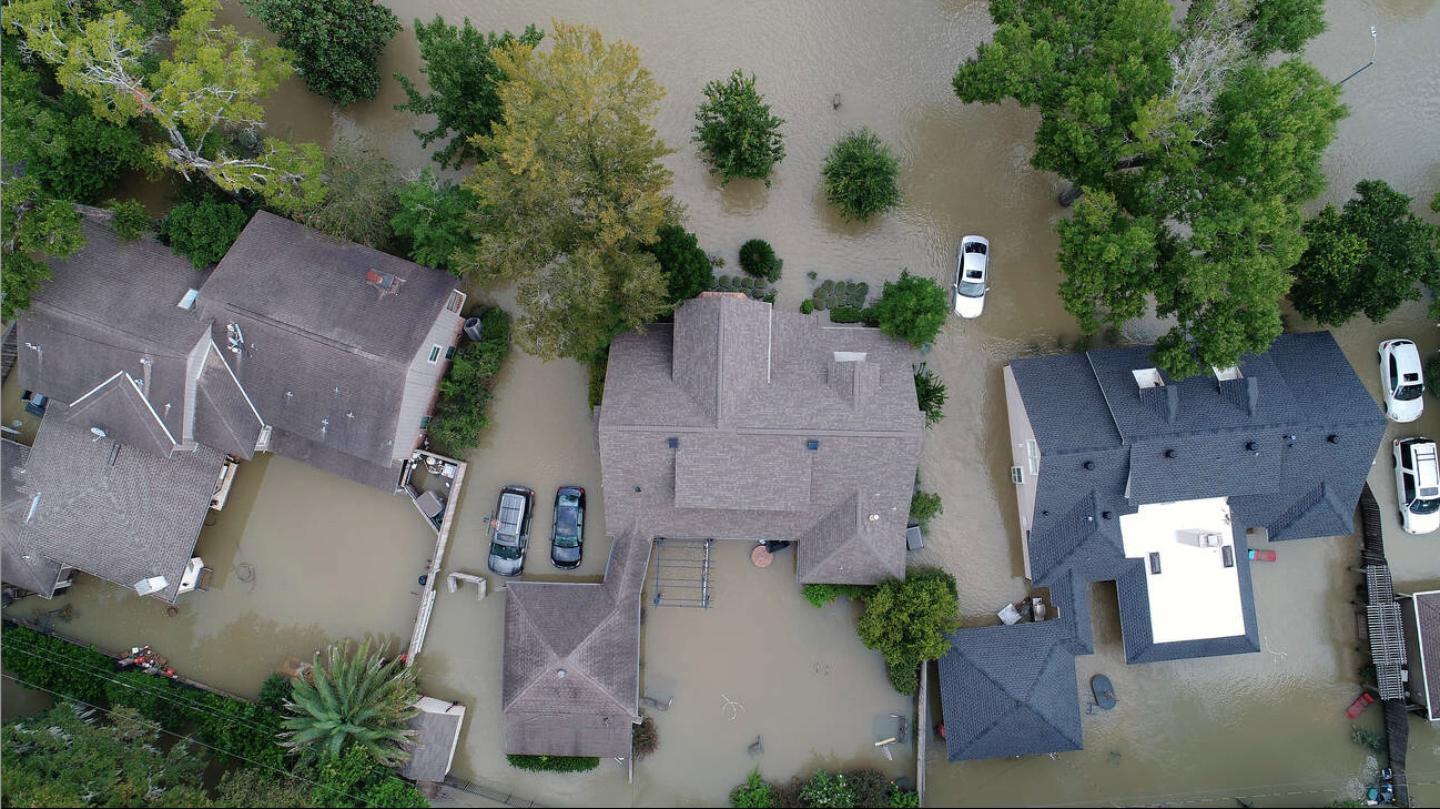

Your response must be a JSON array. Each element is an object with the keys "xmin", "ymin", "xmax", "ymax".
[{"xmin": 1179, "ymin": 529, "xmax": 1223, "ymax": 548}]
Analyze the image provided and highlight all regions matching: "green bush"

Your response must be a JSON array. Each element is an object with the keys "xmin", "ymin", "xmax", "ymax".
[
  {"xmin": 651, "ymin": 223, "xmax": 714, "ymax": 303},
  {"xmin": 161, "ymin": 199, "xmax": 251, "ymax": 269},
  {"xmin": 739, "ymin": 239, "xmax": 782, "ymax": 282},
  {"xmin": 845, "ymin": 770, "xmax": 889, "ymax": 808},
  {"xmin": 632, "ymin": 715, "xmax": 658, "ymax": 759},
  {"xmin": 0, "ymin": 625, "xmax": 113, "ymax": 705},
  {"xmin": 800, "ymin": 299, "xmax": 814, "ymax": 315},
  {"xmin": 730, "ymin": 769, "xmax": 776, "ymax": 808},
  {"xmin": 822, "ymin": 128, "xmax": 901, "ymax": 223},
  {"xmin": 312, "ymin": 746, "xmax": 428, "ymax": 807},
  {"xmin": 888, "ymin": 786, "xmax": 921, "ymax": 808},
  {"xmin": 827, "ymin": 305, "xmax": 867, "ymax": 324},
  {"xmin": 259, "ymin": 672, "xmax": 293, "ymax": 712},
  {"xmin": 390, "ymin": 168, "xmax": 476, "ymax": 271},
  {"xmin": 242, "ymin": 0, "xmax": 400, "ymax": 106},
  {"xmin": 1427, "ymin": 354, "xmax": 1440, "ymax": 399},
  {"xmin": 427, "ymin": 307, "xmax": 511, "ymax": 456},
  {"xmin": 857, "ymin": 567, "xmax": 959, "ymax": 695},
  {"xmin": 588, "ymin": 350, "xmax": 608, "ymax": 409},
  {"xmin": 799, "ymin": 770, "xmax": 856, "ymax": 808},
  {"xmin": 693, "ymin": 70, "xmax": 786, "ymax": 185},
  {"xmin": 811, "ymin": 279, "xmax": 868, "ymax": 311},
  {"xmin": 802, "ymin": 583, "xmax": 874, "ymax": 608},
  {"xmin": 105, "ymin": 199, "xmax": 151, "ymax": 242},
  {"xmin": 914, "ymin": 368, "xmax": 947, "ymax": 426},
  {"xmin": 873, "ymin": 271, "xmax": 947, "ymax": 347},
  {"xmin": 713, "ymin": 275, "xmax": 773, "ymax": 302},
  {"xmin": 506, "ymin": 754, "xmax": 601, "ymax": 773},
  {"xmin": 103, "ymin": 669, "xmax": 186, "ymax": 728},
  {"xmin": 909, "ymin": 490, "xmax": 942, "ymax": 527}
]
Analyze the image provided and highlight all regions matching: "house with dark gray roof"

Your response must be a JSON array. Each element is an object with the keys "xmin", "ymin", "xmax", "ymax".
[
  {"xmin": 502, "ymin": 527, "xmax": 653, "ymax": 757},
  {"xmin": 6, "ymin": 207, "xmax": 466, "ymax": 602},
  {"xmin": 1400, "ymin": 589, "xmax": 1440, "ymax": 723},
  {"xmin": 598, "ymin": 292, "xmax": 925, "ymax": 584},
  {"xmin": 939, "ymin": 333, "xmax": 1385, "ymax": 761}
]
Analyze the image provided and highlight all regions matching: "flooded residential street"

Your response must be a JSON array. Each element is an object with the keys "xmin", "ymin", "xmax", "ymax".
[{"xmin": 5, "ymin": 0, "xmax": 1440, "ymax": 806}]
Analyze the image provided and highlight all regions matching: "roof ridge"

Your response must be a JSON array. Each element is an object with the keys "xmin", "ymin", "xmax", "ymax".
[
  {"xmin": 1018, "ymin": 641, "xmax": 1075, "ymax": 737},
  {"xmin": 566, "ymin": 606, "xmax": 639, "ymax": 717},
  {"xmin": 214, "ymin": 304, "xmax": 407, "ymax": 368},
  {"xmin": 502, "ymin": 593, "xmax": 564, "ymax": 711}
]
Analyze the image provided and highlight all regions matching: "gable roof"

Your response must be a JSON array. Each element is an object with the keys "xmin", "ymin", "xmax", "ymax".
[
  {"xmin": 0, "ymin": 439, "xmax": 63, "ymax": 598},
  {"xmin": 937, "ymin": 620, "xmax": 1083, "ymax": 761},
  {"xmin": 2, "ymin": 413, "xmax": 222, "ymax": 602},
  {"xmin": 502, "ymin": 528, "xmax": 653, "ymax": 757},
  {"xmin": 401, "ymin": 697, "xmax": 465, "ymax": 783},
  {"xmin": 597, "ymin": 294, "xmax": 923, "ymax": 585}
]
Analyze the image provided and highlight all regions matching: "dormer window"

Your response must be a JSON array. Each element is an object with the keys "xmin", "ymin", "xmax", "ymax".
[{"xmin": 1132, "ymin": 368, "xmax": 1164, "ymax": 389}]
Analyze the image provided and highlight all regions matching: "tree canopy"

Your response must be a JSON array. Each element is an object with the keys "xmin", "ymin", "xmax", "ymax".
[
  {"xmin": 395, "ymin": 18, "xmax": 543, "ymax": 168},
  {"xmin": 281, "ymin": 639, "xmax": 418, "ymax": 767},
  {"xmin": 693, "ymin": 70, "xmax": 786, "ymax": 186},
  {"xmin": 954, "ymin": 0, "xmax": 1339, "ymax": 377},
  {"xmin": 242, "ymin": 0, "xmax": 399, "ymax": 106},
  {"xmin": 856, "ymin": 567, "xmax": 959, "ymax": 694},
  {"xmin": 161, "ymin": 197, "xmax": 251, "ymax": 268},
  {"xmin": 457, "ymin": 22, "xmax": 673, "ymax": 361},
  {"xmin": 872, "ymin": 271, "xmax": 947, "ymax": 348},
  {"xmin": 649, "ymin": 222, "xmax": 714, "ymax": 303},
  {"xmin": 390, "ymin": 169, "xmax": 476, "ymax": 270},
  {"xmin": 821, "ymin": 128, "xmax": 901, "ymax": 223},
  {"xmin": 5, "ymin": 0, "xmax": 325, "ymax": 212},
  {"xmin": 2, "ymin": 176, "xmax": 87, "ymax": 319},
  {"xmin": 1290, "ymin": 180, "xmax": 1440, "ymax": 326},
  {"xmin": 296, "ymin": 136, "xmax": 399, "ymax": 249}
]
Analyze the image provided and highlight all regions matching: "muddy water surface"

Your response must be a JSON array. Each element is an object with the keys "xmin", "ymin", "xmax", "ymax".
[{"xmin": 6, "ymin": 0, "xmax": 1440, "ymax": 806}]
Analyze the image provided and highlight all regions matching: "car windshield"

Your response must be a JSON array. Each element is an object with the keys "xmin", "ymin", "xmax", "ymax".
[
  {"xmin": 490, "ymin": 541, "xmax": 522, "ymax": 559},
  {"xmin": 1396, "ymin": 383, "xmax": 1423, "ymax": 401},
  {"xmin": 964, "ymin": 242, "xmax": 987, "ymax": 255},
  {"xmin": 1411, "ymin": 497, "xmax": 1440, "ymax": 515},
  {"xmin": 554, "ymin": 506, "xmax": 580, "ymax": 546}
]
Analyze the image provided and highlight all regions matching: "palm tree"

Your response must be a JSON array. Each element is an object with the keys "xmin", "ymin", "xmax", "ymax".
[{"xmin": 280, "ymin": 638, "xmax": 419, "ymax": 766}]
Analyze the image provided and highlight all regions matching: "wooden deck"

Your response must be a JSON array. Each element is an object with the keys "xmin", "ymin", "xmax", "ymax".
[{"xmin": 405, "ymin": 452, "xmax": 467, "ymax": 664}]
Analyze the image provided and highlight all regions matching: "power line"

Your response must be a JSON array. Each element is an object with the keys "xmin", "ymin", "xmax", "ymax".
[{"xmin": 0, "ymin": 672, "xmax": 382, "ymax": 809}]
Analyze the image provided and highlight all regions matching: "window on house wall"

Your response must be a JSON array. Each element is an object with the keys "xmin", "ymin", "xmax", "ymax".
[
  {"xmin": 427, "ymin": 345, "xmax": 442, "ymax": 364},
  {"xmin": 420, "ymin": 415, "xmax": 431, "ymax": 429},
  {"xmin": 445, "ymin": 346, "xmax": 456, "ymax": 359}
]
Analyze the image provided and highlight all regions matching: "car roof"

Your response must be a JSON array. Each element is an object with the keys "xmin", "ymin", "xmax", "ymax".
[
  {"xmin": 498, "ymin": 491, "xmax": 527, "ymax": 532},
  {"xmin": 1392, "ymin": 340, "xmax": 1422, "ymax": 369}
]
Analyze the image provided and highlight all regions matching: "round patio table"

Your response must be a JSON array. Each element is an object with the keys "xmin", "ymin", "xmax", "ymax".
[{"xmin": 751, "ymin": 545, "xmax": 773, "ymax": 568}]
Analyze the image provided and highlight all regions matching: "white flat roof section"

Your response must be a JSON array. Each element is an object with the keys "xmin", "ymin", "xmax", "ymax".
[{"xmin": 1119, "ymin": 498, "xmax": 1246, "ymax": 644}]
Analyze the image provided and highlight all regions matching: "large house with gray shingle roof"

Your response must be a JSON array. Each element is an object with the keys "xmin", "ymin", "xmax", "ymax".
[
  {"xmin": 598, "ymin": 292, "xmax": 925, "ymax": 584},
  {"xmin": 939, "ymin": 332, "xmax": 1385, "ymax": 761},
  {"xmin": 4, "ymin": 208, "xmax": 465, "ymax": 602}
]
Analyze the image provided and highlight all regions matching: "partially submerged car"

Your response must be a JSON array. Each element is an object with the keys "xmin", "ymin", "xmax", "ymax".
[
  {"xmin": 1378, "ymin": 339, "xmax": 1424, "ymax": 423},
  {"xmin": 487, "ymin": 485, "xmax": 535, "ymax": 576},
  {"xmin": 953, "ymin": 235, "xmax": 990, "ymax": 318},
  {"xmin": 1393, "ymin": 438, "xmax": 1440, "ymax": 535},
  {"xmin": 549, "ymin": 486, "xmax": 586, "ymax": 569}
]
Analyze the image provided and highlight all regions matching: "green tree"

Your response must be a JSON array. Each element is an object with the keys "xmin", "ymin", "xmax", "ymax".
[
  {"xmin": 693, "ymin": 70, "xmax": 785, "ymax": 185},
  {"xmin": 650, "ymin": 222, "xmax": 713, "ymax": 303},
  {"xmin": 872, "ymin": 271, "xmax": 946, "ymax": 348},
  {"xmin": 730, "ymin": 769, "xmax": 776, "ymax": 808},
  {"xmin": 913, "ymin": 368, "xmax": 946, "ymax": 426},
  {"xmin": 6, "ymin": 0, "xmax": 325, "ymax": 213},
  {"xmin": 215, "ymin": 767, "xmax": 316, "ymax": 808},
  {"xmin": 954, "ymin": 0, "xmax": 1338, "ymax": 377},
  {"xmin": 1290, "ymin": 180, "xmax": 1440, "ymax": 326},
  {"xmin": 1, "ymin": 51, "xmax": 148, "ymax": 203},
  {"xmin": 822, "ymin": 129, "xmax": 900, "ymax": 223},
  {"xmin": 281, "ymin": 639, "xmax": 418, "ymax": 767},
  {"xmin": 311, "ymin": 746, "xmax": 428, "ymax": 808},
  {"xmin": 106, "ymin": 198, "xmax": 151, "ymax": 241},
  {"xmin": 458, "ymin": 22, "xmax": 673, "ymax": 360},
  {"xmin": 390, "ymin": 169, "xmax": 476, "ymax": 270},
  {"xmin": 395, "ymin": 18, "xmax": 543, "ymax": 168},
  {"xmin": 296, "ymin": 137, "xmax": 399, "ymax": 248},
  {"xmin": 909, "ymin": 490, "xmax": 942, "ymax": 527},
  {"xmin": 2, "ymin": 177, "xmax": 87, "ymax": 319},
  {"xmin": 161, "ymin": 197, "xmax": 250, "ymax": 268},
  {"xmin": 242, "ymin": 0, "xmax": 399, "ymax": 106},
  {"xmin": 2, "ymin": 704, "xmax": 212, "ymax": 808},
  {"xmin": 856, "ymin": 567, "xmax": 959, "ymax": 695}
]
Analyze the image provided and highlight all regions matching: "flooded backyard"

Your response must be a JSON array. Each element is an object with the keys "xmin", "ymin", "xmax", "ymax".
[{"xmin": 6, "ymin": 0, "xmax": 1440, "ymax": 806}]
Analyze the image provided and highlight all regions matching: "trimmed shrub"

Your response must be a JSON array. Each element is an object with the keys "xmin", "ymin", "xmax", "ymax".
[
  {"xmin": 800, "ymin": 299, "xmax": 814, "ymax": 315},
  {"xmin": 827, "ymin": 305, "xmax": 868, "ymax": 324},
  {"xmin": 914, "ymin": 368, "xmax": 947, "ymax": 426},
  {"xmin": 106, "ymin": 199, "xmax": 152, "ymax": 242},
  {"xmin": 506, "ymin": 754, "xmax": 601, "ymax": 773},
  {"xmin": 739, "ymin": 239, "xmax": 782, "ymax": 282},
  {"xmin": 802, "ymin": 583, "xmax": 874, "ymax": 609},
  {"xmin": 811, "ymin": 279, "xmax": 868, "ymax": 311},
  {"xmin": 651, "ymin": 223, "xmax": 714, "ymax": 303},
  {"xmin": 730, "ymin": 769, "xmax": 777, "ymax": 808},
  {"xmin": 822, "ymin": 129, "xmax": 901, "ymax": 223},
  {"xmin": 160, "ymin": 199, "xmax": 251, "ymax": 269},
  {"xmin": 588, "ymin": 351, "xmax": 608, "ymax": 409},
  {"xmin": 632, "ymin": 715, "xmax": 658, "ymax": 759}
]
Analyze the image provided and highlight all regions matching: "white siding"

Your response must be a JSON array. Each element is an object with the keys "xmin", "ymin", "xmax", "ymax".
[
  {"xmin": 391, "ymin": 292, "xmax": 465, "ymax": 461},
  {"xmin": 1003, "ymin": 365, "xmax": 1041, "ymax": 580},
  {"xmin": 179, "ymin": 334, "xmax": 210, "ymax": 447}
]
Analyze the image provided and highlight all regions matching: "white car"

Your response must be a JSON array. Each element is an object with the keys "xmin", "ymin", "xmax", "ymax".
[
  {"xmin": 1378, "ymin": 339, "xmax": 1425, "ymax": 422},
  {"xmin": 1393, "ymin": 438, "xmax": 1440, "ymax": 534},
  {"xmin": 953, "ymin": 235, "xmax": 990, "ymax": 318}
]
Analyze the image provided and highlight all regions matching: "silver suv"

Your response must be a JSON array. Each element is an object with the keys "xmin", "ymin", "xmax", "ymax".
[{"xmin": 487, "ymin": 486, "xmax": 535, "ymax": 576}]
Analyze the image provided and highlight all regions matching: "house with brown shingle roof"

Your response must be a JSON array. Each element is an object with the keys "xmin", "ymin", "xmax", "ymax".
[
  {"xmin": 5, "ymin": 207, "xmax": 466, "ymax": 602},
  {"xmin": 597, "ymin": 292, "xmax": 925, "ymax": 584}
]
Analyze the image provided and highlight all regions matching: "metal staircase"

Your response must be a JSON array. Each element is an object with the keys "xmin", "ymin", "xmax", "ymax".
[{"xmin": 649, "ymin": 537, "xmax": 713, "ymax": 608}]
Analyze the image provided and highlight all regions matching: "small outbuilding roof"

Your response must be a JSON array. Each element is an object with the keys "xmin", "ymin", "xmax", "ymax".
[{"xmin": 401, "ymin": 696, "xmax": 466, "ymax": 783}]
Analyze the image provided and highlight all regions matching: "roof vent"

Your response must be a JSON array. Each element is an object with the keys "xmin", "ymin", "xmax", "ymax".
[
  {"xmin": 806, "ymin": 439, "xmax": 820, "ymax": 452},
  {"xmin": 556, "ymin": 669, "xmax": 567, "ymax": 679},
  {"xmin": 177, "ymin": 288, "xmax": 199, "ymax": 310},
  {"xmin": 1245, "ymin": 441, "xmax": 1258, "ymax": 452},
  {"xmin": 365, "ymin": 268, "xmax": 404, "ymax": 298},
  {"xmin": 1213, "ymin": 365, "xmax": 1243, "ymax": 382},
  {"xmin": 1164, "ymin": 448, "xmax": 1177, "ymax": 459},
  {"xmin": 1101, "ymin": 511, "xmax": 1113, "ymax": 520},
  {"xmin": 1328, "ymin": 433, "xmax": 1340, "ymax": 444},
  {"xmin": 1082, "ymin": 460, "xmax": 1095, "ymax": 470},
  {"xmin": 1133, "ymin": 368, "xmax": 1164, "ymax": 389},
  {"xmin": 666, "ymin": 437, "xmax": 679, "ymax": 449}
]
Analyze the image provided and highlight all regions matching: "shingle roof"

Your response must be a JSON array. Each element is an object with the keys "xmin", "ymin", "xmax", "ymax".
[
  {"xmin": 502, "ymin": 528, "xmax": 653, "ymax": 757},
  {"xmin": 4, "ymin": 413, "xmax": 222, "ymax": 602},
  {"xmin": 1413, "ymin": 591, "xmax": 1440, "ymax": 720},
  {"xmin": 401, "ymin": 697, "xmax": 465, "ymax": 783},
  {"xmin": 597, "ymin": 294, "xmax": 924, "ymax": 585},
  {"xmin": 937, "ymin": 620, "xmax": 1083, "ymax": 761},
  {"xmin": 1, "ymin": 439, "xmax": 62, "ymax": 598}
]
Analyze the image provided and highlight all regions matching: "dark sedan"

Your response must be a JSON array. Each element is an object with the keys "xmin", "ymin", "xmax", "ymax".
[{"xmin": 549, "ymin": 486, "xmax": 585, "ymax": 569}]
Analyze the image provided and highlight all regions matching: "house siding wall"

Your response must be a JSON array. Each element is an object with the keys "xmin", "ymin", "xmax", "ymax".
[
  {"xmin": 391, "ymin": 291, "xmax": 465, "ymax": 461},
  {"xmin": 180, "ymin": 335, "xmax": 211, "ymax": 446},
  {"xmin": 1004, "ymin": 365, "xmax": 1040, "ymax": 580}
]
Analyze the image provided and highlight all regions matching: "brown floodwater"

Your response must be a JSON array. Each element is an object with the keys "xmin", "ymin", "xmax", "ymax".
[{"xmin": 7, "ymin": 0, "xmax": 1440, "ymax": 806}]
